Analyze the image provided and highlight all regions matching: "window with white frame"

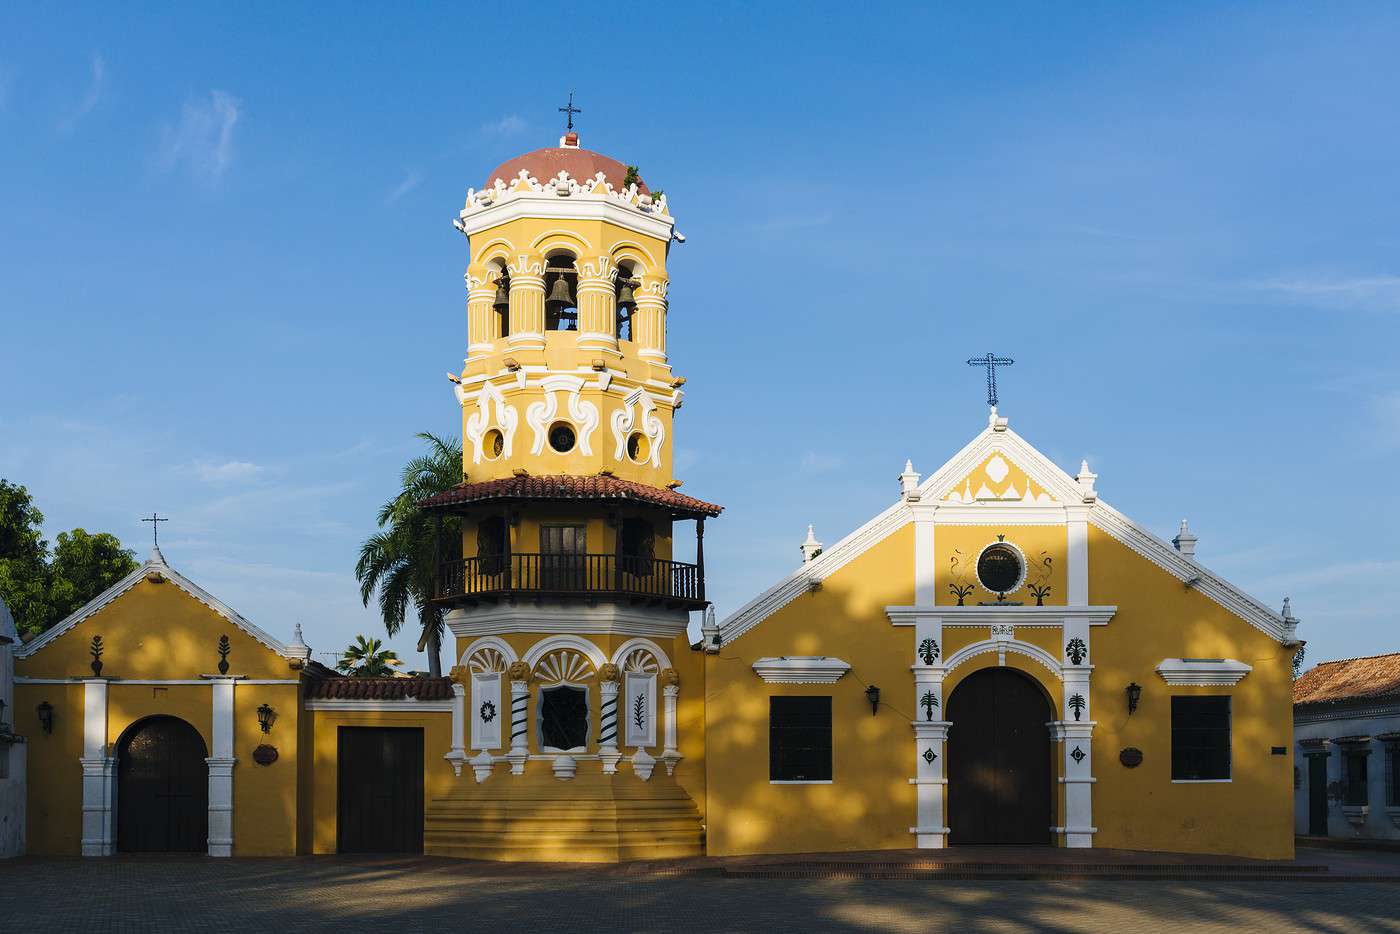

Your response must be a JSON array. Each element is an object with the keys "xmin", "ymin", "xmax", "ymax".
[{"xmin": 1170, "ymin": 696, "xmax": 1231, "ymax": 781}]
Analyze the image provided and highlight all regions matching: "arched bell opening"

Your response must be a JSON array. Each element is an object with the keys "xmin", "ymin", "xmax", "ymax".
[
  {"xmin": 487, "ymin": 259, "xmax": 511, "ymax": 339},
  {"xmin": 946, "ymin": 665, "xmax": 1054, "ymax": 846},
  {"xmin": 115, "ymin": 715, "xmax": 209, "ymax": 854},
  {"xmin": 543, "ymin": 252, "xmax": 579, "ymax": 331},
  {"xmin": 615, "ymin": 261, "xmax": 638, "ymax": 341}
]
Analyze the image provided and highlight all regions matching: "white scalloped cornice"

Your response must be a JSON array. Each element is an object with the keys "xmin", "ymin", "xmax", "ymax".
[
  {"xmin": 459, "ymin": 169, "xmax": 671, "ymax": 235},
  {"xmin": 752, "ymin": 656, "xmax": 851, "ymax": 684},
  {"xmin": 1155, "ymin": 657, "xmax": 1252, "ymax": 686}
]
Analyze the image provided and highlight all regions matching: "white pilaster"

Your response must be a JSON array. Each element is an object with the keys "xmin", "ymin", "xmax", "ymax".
[
  {"xmin": 206, "ymin": 678, "xmax": 237, "ymax": 857},
  {"xmin": 910, "ymin": 615, "xmax": 948, "ymax": 847},
  {"xmin": 913, "ymin": 512, "xmax": 937, "ymax": 605},
  {"xmin": 506, "ymin": 679, "xmax": 529, "ymax": 775},
  {"xmin": 79, "ymin": 678, "xmax": 114, "ymax": 857},
  {"xmin": 1057, "ymin": 645, "xmax": 1097, "ymax": 848},
  {"xmin": 445, "ymin": 682, "xmax": 469, "ymax": 778},
  {"xmin": 661, "ymin": 683, "xmax": 681, "ymax": 776},
  {"xmin": 1066, "ymin": 506, "xmax": 1089, "ymax": 607}
]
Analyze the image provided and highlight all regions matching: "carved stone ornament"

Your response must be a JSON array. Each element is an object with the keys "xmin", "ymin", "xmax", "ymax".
[
  {"xmin": 611, "ymin": 387, "xmax": 666, "ymax": 467},
  {"xmin": 526, "ymin": 376, "xmax": 600, "ymax": 456},
  {"xmin": 507, "ymin": 660, "xmax": 532, "ymax": 682},
  {"xmin": 1119, "ymin": 747, "xmax": 1143, "ymax": 768},
  {"xmin": 448, "ymin": 665, "xmax": 470, "ymax": 686},
  {"xmin": 660, "ymin": 667, "xmax": 680, "ymax": 687},
  {"xmin": 252, "ymin": 744, "xmax": 279, "ymax": 766},
  {"xmin": 598, "ymin": 663, "xmax": 622, "ymax": 683}
]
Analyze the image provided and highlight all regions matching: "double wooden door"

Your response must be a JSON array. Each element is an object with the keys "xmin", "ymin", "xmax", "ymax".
[
  {"xmin": 337, "ymin": 727, "xmax": 424, "ymax": 853},
  {"xmin": 946, "ymin": 667, "xmax": 1054, "ymax": 845},
  {"xmin": 117, "ymin": 716, "xmax": 208, "ymax": 853},
  {"xmin": 540, "ymin": 525, "xmax": 586, "ymax": 591}
]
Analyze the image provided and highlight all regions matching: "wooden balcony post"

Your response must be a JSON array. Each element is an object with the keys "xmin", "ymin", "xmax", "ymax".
[
  {"xmin": 696, "ymin": 516, "xmax": 706, "ymax": 602},
  {"xmin": 433, "ymin": 512, "xmax": 442, "ymax": 599}
]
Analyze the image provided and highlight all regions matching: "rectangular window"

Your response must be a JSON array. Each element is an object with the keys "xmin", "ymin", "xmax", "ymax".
[
  {"xmin": 1345, "ymin": 751, "xmax": 1369, "ymax": 806},
  {"xmin": 769, "ymin": 696, "xmax": 832, "ymax": 782},
  {"xmin": 1388, "ymin": 745, "xmax": 1400, "ymax": 808},
  {"xmin": 1171, "ymin": 696, "xmax": 1231, "ymax": 781}
]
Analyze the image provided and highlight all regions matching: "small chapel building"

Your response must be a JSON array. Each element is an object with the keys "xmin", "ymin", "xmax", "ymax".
[{"xmin": 5, "ymin": 128, "xmax": 1302, "ymax": 861}]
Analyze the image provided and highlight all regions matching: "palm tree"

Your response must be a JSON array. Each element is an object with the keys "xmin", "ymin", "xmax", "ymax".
[
  {"xmin": 336, "ymin": 635, "xmax": 403, "ymax": 677},
  {"xmin": 355, "ymin": 432, "xmax": 462, "ymax": 677}
]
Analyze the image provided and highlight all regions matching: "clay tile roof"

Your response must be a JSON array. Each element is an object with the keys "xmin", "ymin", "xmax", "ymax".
[
  {"xmin": 305, "ymin": 677, "xmax": 454, "ymax": 701},
  {"xmin": 484, "ymin": 146, "xmax": 648, "ymax": 194},
  {"xmin": 417, "ymin": 475, "xmax": 722, "ymax": 518},
  {"xmin": 1293, "ymin": 652, "xmax": 1400, "ymax": 706}
]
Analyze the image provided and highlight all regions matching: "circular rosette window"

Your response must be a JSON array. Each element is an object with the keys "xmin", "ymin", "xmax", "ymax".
[{"xmin": 976, "ymin": 541, "xmax": 1025, "ymax": 598}]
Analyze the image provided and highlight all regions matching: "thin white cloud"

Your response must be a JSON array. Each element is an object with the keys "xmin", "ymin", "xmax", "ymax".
[
  {"xmin": 483, "ymin": 114, "xmax": 526, "ymax": 136},
  {"xmin": 192, "ymin": 459, "xmax": 263, "ymax": 484},
  {"xmin": 384, "ymin": 170, "xmax": 421, "ymax": 204},
  {"xmin": 158, "ymin": 89, "xmax": 242, "ymax": 180},
  {"xmin": 1245, "ymin": 274, "xmax": 1400, "ymax": 314},
  {"xmin": 799, "ymin": 451, "xmax": 843, "ymax": 474},
  {"xmin": 58, "ymin": 53, "xmax": 105, "ymax": 134}
]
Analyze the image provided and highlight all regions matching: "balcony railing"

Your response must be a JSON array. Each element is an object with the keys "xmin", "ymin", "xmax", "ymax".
[{"xmin": 435, "ymin": 553, "xmax": 705, "ymax": 606}]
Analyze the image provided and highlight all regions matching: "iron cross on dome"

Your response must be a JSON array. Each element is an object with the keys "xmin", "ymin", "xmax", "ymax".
[
  {"xmin": 967, "ymin": 353, "xmax": 1015, "ymax": 408},
  {"xmin": 558, "ymin": 91, "xmax": 582, "ymax": 131}
]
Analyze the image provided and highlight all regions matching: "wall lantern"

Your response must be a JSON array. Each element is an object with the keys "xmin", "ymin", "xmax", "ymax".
[
  {"xmin": 864, "ymin": 684, "xmax": 881, "ymax": 716},
  {"xmin": 256, "ymin": 703, "xmax": 276, "ymax": 734},
  {"xmin": 36, "ymin": 701, "xmax": 55, "ymax": 735},
  {"xmin": 1126, "ymin": 682, "xmax": 1142, "ymax": 716}
]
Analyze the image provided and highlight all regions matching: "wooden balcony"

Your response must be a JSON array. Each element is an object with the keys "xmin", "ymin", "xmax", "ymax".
[{"xmin": 434, "ymin": 553, "xmax": 706, "ymax": 609}]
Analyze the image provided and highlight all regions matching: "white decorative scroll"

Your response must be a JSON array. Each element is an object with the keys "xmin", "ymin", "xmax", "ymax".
[
  {"xmin": 464, "ymin": 381, "xmax": 519, "ymax": 465},
  {"xmin": 526, "ymin": 376, "xmax": 600, "ymax": 456},
  {"xmin": 610, "ymin": 387, "xmax": 666, "ymax": 466}
]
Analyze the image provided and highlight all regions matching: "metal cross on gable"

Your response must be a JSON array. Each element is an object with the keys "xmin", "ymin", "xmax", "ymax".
[
  {"xmin": 141, "ymin": 512, "xmax": 168, "ymax": 548},
  {"xmin": 966, "ymin": 353, "xmax": 1015, "ymax": 408},
  {"xmin": 558, "ymin": 91, "xmax": 582, "ymax": 132}
]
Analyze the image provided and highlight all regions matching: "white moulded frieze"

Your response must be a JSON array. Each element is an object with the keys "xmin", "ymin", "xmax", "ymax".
[
  {"xmin": 752, "ymin": 656, "xmax": 851, "ymax": 684},
  {"xmin": 1155, "ymin": 657, "xmax": 1252, "ymax": 686}
]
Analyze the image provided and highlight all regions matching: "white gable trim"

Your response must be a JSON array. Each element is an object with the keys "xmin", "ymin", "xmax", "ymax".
[
  {"xmin": 16, "ymin": 552, "xmax": 292, "ymax": 660},
  {"xmin": 719, "ymin": 419, "xmax": 1292, "ymax": 646}
]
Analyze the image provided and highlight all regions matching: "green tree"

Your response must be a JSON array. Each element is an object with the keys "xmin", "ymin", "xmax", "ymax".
[
  {"xmin": 336, "ymin": 635, "xmax": 402, "ymax": 677},
  {"xmin": 0, "ymin": 480, "xmax": 137, "ymax": 638},
  {"xmin": 354, "ymin": 433, "xmax": 462, "ymax": 678}
]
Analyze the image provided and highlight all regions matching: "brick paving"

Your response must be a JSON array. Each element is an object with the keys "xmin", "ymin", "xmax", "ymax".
[{"xmin": 4, "ymin": 851, "xmax": 1400, "ymax": 933}]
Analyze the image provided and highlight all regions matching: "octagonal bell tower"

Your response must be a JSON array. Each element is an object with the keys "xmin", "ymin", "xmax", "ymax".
[{"xmin": 420, "ymin": 128, "xmax": 719, "ymax": 859}]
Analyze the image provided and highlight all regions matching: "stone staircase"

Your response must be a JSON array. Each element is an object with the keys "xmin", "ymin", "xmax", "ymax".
[{"xmin": 424, "ymin": 763, "xmax": 704, "ymax": 862}]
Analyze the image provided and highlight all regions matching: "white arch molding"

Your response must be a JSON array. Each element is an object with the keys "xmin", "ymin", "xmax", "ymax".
[
  {"xmin": 458, "ymin": 635, "xmax": 519, "ymax": 669},
  {"xmin": 522, "ymin": 634, "xmax": 608, "ymax": 671},
  {"xmin": 609, "ymin": 637, "xmax": 672, "ymax": 672},
  {"xmin": 943, "ymin": 638, "xmax": 1062, "ymax": 680}
]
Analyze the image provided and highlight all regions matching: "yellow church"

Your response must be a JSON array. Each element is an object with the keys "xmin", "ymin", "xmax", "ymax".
[{"xmin": 6, "ymin": 127, "xmax": 1302, "ymax": 862}]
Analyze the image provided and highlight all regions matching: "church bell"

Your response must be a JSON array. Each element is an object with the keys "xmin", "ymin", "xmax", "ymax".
[
  {"xmin": 616, "ymin": 280, "xmax": 636, "ymax": 309},
  {"xmin": 546, "ymin": 274, "xmax": 575, "ymax": 309},
  {"xmin": 492, "ymin": 282, "xmax": 509, "ymax": 310}
]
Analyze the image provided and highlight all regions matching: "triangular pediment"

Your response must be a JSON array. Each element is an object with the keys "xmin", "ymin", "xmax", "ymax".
[{"xmin": 936, "ymin": 450, "xmax": 1059, "ymax": 505}]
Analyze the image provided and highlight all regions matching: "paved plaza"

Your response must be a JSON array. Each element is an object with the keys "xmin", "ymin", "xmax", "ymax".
[{"xmin": 3, "ymin": 849, "xmax": 1400, "ymax": 933}]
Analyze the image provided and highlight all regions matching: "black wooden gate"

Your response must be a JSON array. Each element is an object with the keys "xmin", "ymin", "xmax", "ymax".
[
  {"xmin": 337, "ymin": 727, "xmax": 424, "ymax": 853},
  {"xmin": 116, "ymin": 716, "xmax": 209, "ymax": 853},
  {"xmin": 947, "ymin": 667, "xmax": 1053, "ymax": 845},
  {"xmin": 1308, "ymin": 754, "xmax": 1329, "ymax": 836}
]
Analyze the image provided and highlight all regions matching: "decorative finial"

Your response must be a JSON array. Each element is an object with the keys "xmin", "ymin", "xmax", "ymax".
[
  {"xmin": 899, "ymin": 459, "xmax": 922, "ymax": 500},
  {"xmin": 1282, "ymin": 597, "xmax": 1293, "ymax": 619},
  {"xmin": 1172, "ymin": 519, "xmax": 1198, "ymax": 558},
  {"xmin": 1075, "ymin": 460, "xmax": 1098, "ymax": 503},
  {"xmin": 800, "ymin": 525, "xmax": 824, "ymax": 564},
  {"xmin": 967, "ymin": 353, "xmax": 1014, "ymax": 409},
  {"xmin": 701, "ymin": 605, "xmax": 720, "ymax": 653}
]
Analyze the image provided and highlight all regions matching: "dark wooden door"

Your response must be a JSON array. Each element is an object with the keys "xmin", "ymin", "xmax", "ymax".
[
  {"xmin": 1308, "ymin": 755, "xmax": 1329, "ymax": 835},
  {"xmin": 337, "ymin": 727, "xmax": 424, "ymax": 853},
  {"xmin": 117, "ymin": 716, "xmax": 208, "ymax": 853},
  {"xmin": 947, "ymin": 667, "xmax": 1053, "ymax": 845},
  {"xmin": 540, "ymin": 524, "xmax": 586, "ymax": 591}
]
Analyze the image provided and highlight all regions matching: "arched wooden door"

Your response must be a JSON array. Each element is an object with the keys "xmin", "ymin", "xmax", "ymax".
[
  {"xmin": 116, "ymin": 716, "xmax": 209, "ymax": 853},
  {"xmin": 947, "ymin": 667, "xmax": 1053, "ymax": 845}
]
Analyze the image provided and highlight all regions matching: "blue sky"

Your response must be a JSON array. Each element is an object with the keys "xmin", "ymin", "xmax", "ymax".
[{"xmin": 3, "ymin": 3, "xmax": 1398, "ymax": 671}]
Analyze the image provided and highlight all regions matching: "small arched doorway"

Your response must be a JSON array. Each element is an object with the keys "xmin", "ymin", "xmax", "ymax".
[
  {"xmin": 947, "ymin": 666, "xmax": 1053, "ymax": 845},
  {"xmin": 116, "ymin": 716, "xmax": 208, "ymax": 853}
]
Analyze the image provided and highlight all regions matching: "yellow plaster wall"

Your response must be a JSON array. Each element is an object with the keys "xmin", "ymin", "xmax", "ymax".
[
  {"xmin": 233, "ymin": 682, "xmax": 299, "ymax": 855},
  {"xmin": 1086, "ymin": 527, "xmax": 1295, "ymax": 859},
  {"xmin": 704, "ymin": 524, "xmax": 915, "ymax": 857},
  {"xmin": 14, "ymin": 682, "xmax": 84, "ymax": 855},
  {"xmin": 308, "ymin": 709, "xmax": 455, "ymax": 854},
  {"xmin": 935, "ymin": 525, "xmax": 1066, "ymax": 607},
  {"xmin": 107, "ymin": 682, "xmax": 213, "ymax": 750}
]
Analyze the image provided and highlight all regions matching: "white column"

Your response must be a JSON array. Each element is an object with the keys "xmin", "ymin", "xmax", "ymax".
[
  {"xmin": 506, "ymin": 678, "xmax": 529, "ymax": 775},
  {"xmin": 79, "ymin": 678, "xmax": 114, "ymax": 857},
  {"xmin": 910, "ymin": 616, "xmax": 949, "ymax": 848},
  {"xmin": 598, "ymin": 679, "xmax": 621, "ymax": 774},
  {"xmin": 1066, "ymin": 507, "xmax": 1089, "ymax": 607},
  {"xmin": 1058, "ymin": 640, "xmax": 1096, "ymax": 848},
  {"xmin": 661, "ymin": 683, "xmax": 681, "ymax": 776},
  {"xmin": 206, "ymin": 678, "xmax": 237, "ymax": 857},
  {"xmin": 913, "ymin": 512, "xmax": 936, "ymax": 605},
  {"xmin": 447, "ymin": 682, "xmax": 471, "ymax": 778}
]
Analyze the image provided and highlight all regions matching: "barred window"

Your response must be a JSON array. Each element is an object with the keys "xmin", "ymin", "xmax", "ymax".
[
  {"xmin": 770, "ymin": 696, "xmax": 832, "ymax": 782},
  {"xmin": 1171, "ymin": 696, "xmax": 1231, "ymax": 781}
]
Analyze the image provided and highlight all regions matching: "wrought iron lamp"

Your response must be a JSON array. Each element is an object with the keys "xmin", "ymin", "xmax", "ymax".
[
  {"xmin": 256, "ymin": 703, "xmax": 276, "ymax": 734},
  {"xmin": 1126, "ymin": 682, "xmax": 1142, "ymax": 716},
  {"xmin": 864, "ymin": 684, "xmax": 881, "ymax": 716},
  {"xmin": 36, "ymin": 701, "xmax": 54, "ymax": 735}
]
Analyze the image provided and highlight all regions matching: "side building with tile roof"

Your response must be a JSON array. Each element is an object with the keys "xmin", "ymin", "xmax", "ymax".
[{"xmin": 1294, "ymin": 652, "xmax": 1400, "ymax": 842}]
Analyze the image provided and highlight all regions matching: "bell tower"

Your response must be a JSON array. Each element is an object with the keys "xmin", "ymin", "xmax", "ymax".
[{"xmin": 419, "ymin": 123, "xmax": 718, "ymax": 859}]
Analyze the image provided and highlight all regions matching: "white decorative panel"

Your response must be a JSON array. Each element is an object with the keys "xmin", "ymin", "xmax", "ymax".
[
  {"xmin": 624, "ymin": 671, "xmax": 656, "ymax": 748},
  {"xmin": 471, "ymin": 672, "xmax": 503, "ymax": 750}
]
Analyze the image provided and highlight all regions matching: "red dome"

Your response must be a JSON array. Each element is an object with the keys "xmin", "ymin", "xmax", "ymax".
[{"xmin": 484, "ymin": 144, "xmax": 649, "ymax": 194}]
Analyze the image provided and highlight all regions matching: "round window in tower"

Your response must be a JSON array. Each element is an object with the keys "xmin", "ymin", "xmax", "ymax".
[
  {"xmin": 548, "ymin": 422, "xmax": 577, "ymax": 454},
  {"xmin": 626, "ymin": 432, "xmax": 650, "ymax": 464},
  {"xmin": 483, "ymin": 429, "xmax": 504, "ymax": 460},
  {"xmin": 976, "ymin": 541, "xmax": 1025, "ymax": 598}
]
